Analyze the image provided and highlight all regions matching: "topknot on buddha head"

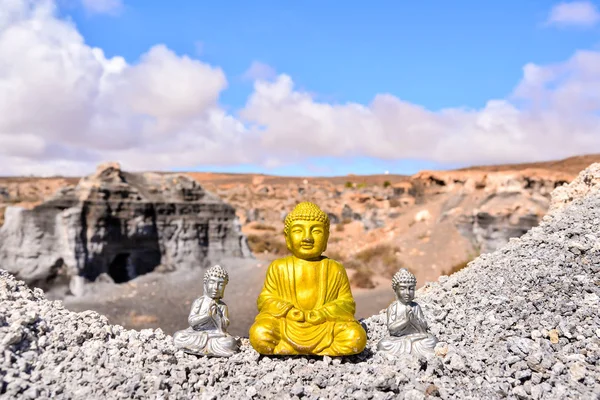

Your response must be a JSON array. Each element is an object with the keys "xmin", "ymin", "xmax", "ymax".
[
  {"xmin": 284, "ymin": 201, "xmax": 330, "ymax": 236},
  {"xmin": 392, "ymin": 268, "xmax": 417, "ymax": 290},
  {"xmin": 204, "ymin": 264, "xmax": 229, "ymax": 284}
]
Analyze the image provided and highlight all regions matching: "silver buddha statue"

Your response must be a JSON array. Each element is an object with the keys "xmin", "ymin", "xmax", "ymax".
[
  {"xmin": 173, "ymin": 265, "xmax": 240, "ymax": 357},
  {"xmin": 377, "ymin": 268, "xmax": 438, "ymax": 357}
]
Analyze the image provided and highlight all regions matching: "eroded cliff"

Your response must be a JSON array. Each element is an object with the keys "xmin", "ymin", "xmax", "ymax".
[{"xmin": 0, "ymin": 163, "xmax": 251, "ymax": 294}]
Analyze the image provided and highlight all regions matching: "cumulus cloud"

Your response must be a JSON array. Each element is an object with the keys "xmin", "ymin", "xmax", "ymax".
[
  {"xmin": 239, "ymin": 52, "xmax": 600, "ymax": 166},
  {"xmin": 81, "ymin": 0, "xmax": 123, "ymax": 15},
  {"xmin": 546, "ymin": 1, "xmax": 600, "ymax": 27},
  {"xmin": 0, "ymin": 0, "xmax": 599, "ymax": 176},
  {"xmin": 0, "ymin": 0, "xmax": 254, "ymax": 175}
]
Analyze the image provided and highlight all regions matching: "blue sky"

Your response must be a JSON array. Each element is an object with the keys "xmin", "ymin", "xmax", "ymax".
[
  {"xmin": 69, "ymin": 1, "xmax": 598, "ymax": 111},
  {"xmin": 2, "ymin": 1, "xmax": 599, "ymax": 176}
]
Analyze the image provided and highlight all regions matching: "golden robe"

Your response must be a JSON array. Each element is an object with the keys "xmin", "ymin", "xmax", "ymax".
[{"xmin": 249, "ymin": 256, "xmax": 367, "ymax": 356}]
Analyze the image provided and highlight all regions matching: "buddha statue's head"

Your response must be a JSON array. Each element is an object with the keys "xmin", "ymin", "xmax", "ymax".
[
  {"xmin": 203, "ymin": 264, "xmax": 229, "ymax": 300},
  {"xmin": 392, "ymin": 268, "xmax": 416, "ymax": 304},
  {"xmin": 284, "ymin": 201, "xmax": 330, "ymax": 261}
]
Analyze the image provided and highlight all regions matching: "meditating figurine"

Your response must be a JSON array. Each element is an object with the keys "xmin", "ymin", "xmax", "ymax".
[
  {"xmin": 249, "ymin": 201, "xmax": 367, "ymax": 356},
  {"xmin": 377, "ymin": 268, "xmax": 438, "ymax": 357},
  {"xmin": 173, "ymin": 265, "xmax": 240, "ymax": 357}
]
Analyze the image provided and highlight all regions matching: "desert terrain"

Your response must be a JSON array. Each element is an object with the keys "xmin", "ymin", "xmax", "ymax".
[
  {"xmin": 0, "ymin": 154, "xmax": 598, "ymax": 336},
  {"xmin": 2, "ymin": 161, "xmax": 599, "ymax": 398}
]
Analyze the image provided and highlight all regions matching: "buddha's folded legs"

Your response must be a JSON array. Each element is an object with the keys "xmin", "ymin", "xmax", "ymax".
[
  {"xmin": 174, "ymin": 328, "xmax": 240, "ymax": 357},
  {"xmin": 377, "ymin": 336, "xmax": 410, "ymax": 355},
  {"xmin": 316, "ymin": 321, "xmax": 367, "ymax": 356},
  {"xmin": 410, "ymin": 334, "xmax": 438, "ymax": 357},
  {"xmin": 249, "ymin": 316, "xmax": 282, "ymax": 355},
  {"xmin": 250, "ymin": 317, "xmax": 367, "ymax": 356},
  {"xmin": 206, "ymin": 335, "xmax": 241, "ymax": 357},
  {"xmin": 249, "ymin": 316, "xmax": 318, "ymax": 355},
  {"xmin": 377, "ymin": 333, "xmax": 437, "ymax": 356},
  {"xmin": 173, "ymin": 327, "xmax": 209, "ymax": 354}
]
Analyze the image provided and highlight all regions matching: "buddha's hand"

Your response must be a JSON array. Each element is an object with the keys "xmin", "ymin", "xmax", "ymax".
[
  {"xmin": 208, "ymin": 302, "xmax": 218, "ymax": 318},
  {"xmin": 287, "ymin": 308, "xmax": 305, "ymax": 322},
  {"xmin": 306, "ymin": 310, "xmax": 325, "ymax": 325}
]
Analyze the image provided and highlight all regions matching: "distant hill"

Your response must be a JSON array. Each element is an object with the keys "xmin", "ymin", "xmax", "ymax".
[
  {"xmin": 2, "ymin": 154, "xmax": 598, "ymax": 184},
  {"xmin": 455, "ymin": 154, "xmax": 600, "ymax": 175}
]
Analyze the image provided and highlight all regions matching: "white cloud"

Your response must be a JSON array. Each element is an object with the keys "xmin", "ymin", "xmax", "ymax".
[
  {"xmin": 81, "ymin": 0, "xmax": 123, "ymax": 15},
  {"xmin": 239, "ymin": 51, "xmax": 600, "ymax": 167},
  {"xmin": 0, "ymin": 0, "xmax": 253, "ymax": 175},
  {"xmin": 546, "ymin": 1, "xmax": 600, "ymax": 27},
  {"xmin": 243, "ymin": 61, "xmax": 277, "ymax": 82},
  {"xmin": 0, "ymin": 0, "xmax": 599, "ymax": 176}
]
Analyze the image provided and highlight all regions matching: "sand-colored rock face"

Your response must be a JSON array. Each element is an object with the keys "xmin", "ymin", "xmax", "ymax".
[{"xmin": 0, "ymin": 163, "xmax": 251, "ymax": 294}]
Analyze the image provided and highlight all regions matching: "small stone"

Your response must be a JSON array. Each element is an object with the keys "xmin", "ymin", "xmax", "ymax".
[
  {"xmin": 515, "ymin": 370, "xmax": 532, "ymax": 381},
  {"xmin": 23, "ymin": 387, "xmax": 38, "ymax": 398},
  {"xmin": 424, "ymin": 385, "xmax": 439, "ymax": 397},
  {"xmin": 569, "ymin": 362, "xmax": 587, "ymax": 382},
  {"xmin": 434, "ymin": 342, "xmax": 448, "ymax": 357},
  {"xmin": 404, "ymin": 389, "xmax": 425, "ymax": 400},
  {"xmin": 548, "ymin": 329, "xmax": 560, "ymax": 344},
  {"xmin": 530, "ymin": 330, "xmax": 542, "ymax": 339},
  {"xmin": 1, "ymin": 331, "xmax": 23, "ymax": 346},
  {"xmin": 512, "ymin": 386, "xmax": 528, "ymax": 399},
  {"xmin": 449, "ymin": 354, "xmax": 466, "ymax": 371},
  {"xmin": 530, "ymin": 384, "xmax": 544, "ymax": 400},
  {"xmin": 530, "ymin": 373, "xmax": 543, "ymax": 385},
  {"xmin": 352, "ymin": 391, "xmax": 369, "ymax": 400},
  {"xmin": 506, "ymin": 355, "xmax": 521, "ymax": 365},
  {"xmin": 471, "ymin": 360, "xmax": 483, "ymax": 372},
  {"xmin": 291, "ymin": 384, "xmax": 304, "ymax": 396},
  {"xmin": 21, "ymin": 312, "xmax": 38, "ymax": 326},
  {"xmin": 552, "ymin": 361, "xmax": 566, "ymax": 375}
]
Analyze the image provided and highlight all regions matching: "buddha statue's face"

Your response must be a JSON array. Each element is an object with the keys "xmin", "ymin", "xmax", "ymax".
[
  {"xmin": 204, "ymin": 277, "xmax": 227, "ymax": 300},
  {"xmin": 395, "ymin": 283, "xmax": 415, "ymax": 304},
  {"xmin": 285, "ymin": 220, "xmax": 329, "ymax": 261}
]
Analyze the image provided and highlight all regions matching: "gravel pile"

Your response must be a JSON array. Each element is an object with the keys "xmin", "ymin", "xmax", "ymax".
[
  {"xmin": 1, "ymin": 168, "xmax": 600, "ymax": 399},
  {"xmin": 549, "ymin": 162, "xmax": 600, "ymax": 213}
]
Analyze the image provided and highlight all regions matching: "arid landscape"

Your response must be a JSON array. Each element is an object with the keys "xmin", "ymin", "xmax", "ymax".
[
  {"xmin": 1, "ymin": 154, "xmax": 598, "ymax": 336},
  {"xmin": 3, "ymin": 1, "xmax": 600, "ymax": 397}
]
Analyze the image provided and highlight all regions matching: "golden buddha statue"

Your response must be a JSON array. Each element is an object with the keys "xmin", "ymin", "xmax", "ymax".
[{"xmin": 249, "ymin": 201, "xmax": 367, "ymax": 356}]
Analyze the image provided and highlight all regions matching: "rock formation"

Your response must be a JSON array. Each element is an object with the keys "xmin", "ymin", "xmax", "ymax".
[
  {"xmin": 0, "ymin": 163, "xmax": 599, "ymax": 399},
  {"xmin": 415, "ymin": 169, "xmax": 569, "ymax": 253},
  {"xmin": 0, "ymin": 163, "xmax": 251, "ymax": 293},
  {"xmin": 453, "ymin": 189, "xmax": 549, "ymax": 253}
]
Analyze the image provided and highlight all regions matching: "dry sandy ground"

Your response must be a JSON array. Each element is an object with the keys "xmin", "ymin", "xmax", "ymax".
[{"xmin": 63, "ymin": 256, "xmax": 396, "ymax": 337}]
